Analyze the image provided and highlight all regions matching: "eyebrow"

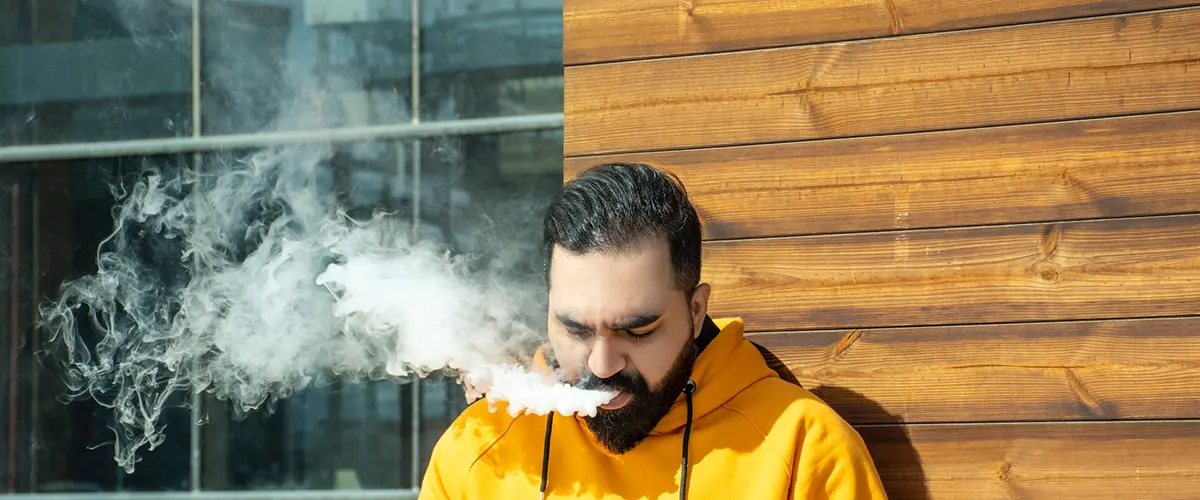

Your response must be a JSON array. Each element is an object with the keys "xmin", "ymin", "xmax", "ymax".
[
  {"xmin": 555, "ymin": 314, "xmax": 663, "ymax": 332},
  {"xmin": 613, "ymin": 315, "xmax": 662, "ymax": 331},
  {"xmin": 556, "ymin": 314, "xmax": 593, "ymax": 332}
]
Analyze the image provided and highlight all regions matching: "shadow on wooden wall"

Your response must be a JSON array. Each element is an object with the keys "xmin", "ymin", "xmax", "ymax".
[
  {"xmin": 753, "ymin": 342, "xmax": 928, "ymax": 499},
  {"xmin": 820, "ymin": 386, "xmax": 929, "ymax": 500}
]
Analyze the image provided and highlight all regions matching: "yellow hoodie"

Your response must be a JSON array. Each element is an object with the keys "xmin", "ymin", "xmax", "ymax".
[{"xmin": 419, "ymin": 317, "xmax": 888, "ymax": 499}]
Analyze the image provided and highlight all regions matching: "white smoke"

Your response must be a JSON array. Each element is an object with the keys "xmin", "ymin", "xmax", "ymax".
[
  {"xmin": 37, "ymin": 130, "xmax": 614, "ymax": 473},
  {"xmin": 35, "ymin": 1, "xmax": 612, "ymax": 475}
]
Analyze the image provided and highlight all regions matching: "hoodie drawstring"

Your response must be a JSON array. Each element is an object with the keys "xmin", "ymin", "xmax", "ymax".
[
  {"xmin": 539, "ymin": 378, "xmax": 697, "ymax": 500},
  {"xmin": 540, "ymin": 413, "xmax": 553, "ymax": 500},
  {"xmin": 679, "ymin": 379, "xmax": 696, "ymax": 500}
]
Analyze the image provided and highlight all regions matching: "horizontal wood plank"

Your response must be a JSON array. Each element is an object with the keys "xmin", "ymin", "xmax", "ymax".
[
  {"xmin": 565, "ymin": 111, "xmax": 1200, "ymax": 240},
  {"xmin": 749, "ymin": 318, "xmax": 1200, "ymax": 424},
  {"xmin": 703, "ymin": 215, "xmax": 1200, "ymax": 331},
  {"xmin": 564, "ymin": 8, "xmax": 1200, "ymax": 156},
  {"xmin": 861, "ymin": 420, "xmax": 1200, "ymax": 499},
  {"xmin": 564, "ymin": 0, "xmax": 1200, "ymax": 64}
]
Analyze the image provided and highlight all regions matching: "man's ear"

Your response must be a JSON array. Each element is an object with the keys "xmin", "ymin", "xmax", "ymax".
[{"xmin": 690, "ymin": 282, "xmax": 712, "ymax": 339}]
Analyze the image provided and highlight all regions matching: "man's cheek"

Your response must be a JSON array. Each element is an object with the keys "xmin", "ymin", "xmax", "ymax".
[
  {"xmin": 547, "ymin": 339, "xmax": 587, "ymax": 380},
  {"xmin": 629, "ymin": 344, "xmax": 674, "ymax": 387},
  {"xmin": 563, "ymin": 352, "xmax": 592, "ymax": 383}
]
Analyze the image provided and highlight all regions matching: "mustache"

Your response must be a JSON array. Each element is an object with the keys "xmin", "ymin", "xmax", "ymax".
[{"xmin": 576, "ymin": 370, "xmax": 645, "ymax": 394}]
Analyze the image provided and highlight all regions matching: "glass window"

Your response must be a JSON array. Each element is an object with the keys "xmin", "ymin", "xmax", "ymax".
[
  {"xmin": 413, "ymin": 130, "xmax": 563, "ymax": 478},
  {"xmin": 0, "ymin": 1, "xmax": 193, "ymax": 146},
  {"xmin": 197, "ymin": 129, "xmax": 561, "ymax": 489},
  {"xmin": 196, "ymin": 141, "xmax": 416, "ymax": 490},
  {"xmin": 200, "ymin": 380, "xmax": 418, "ymax": 490},
  {"xmin": 1, "ymin": 156, "xmax": 194, "ymax": 493},
  {"xmin": 201, "ymin": 0, "xmax": 415, "ymax": 135},
  {"xmin": 417, "ymin": 129, "xmax": 563, "ymax": 272},
  {"xmin": 1, "ymin": 0, "xmax": 565, "ymax": 494},
  {"xmin": 419, "ymin": 0, "xmax": 563, "ymax": 120}
]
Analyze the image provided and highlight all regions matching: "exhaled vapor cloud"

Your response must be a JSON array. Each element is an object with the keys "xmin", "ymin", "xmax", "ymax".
[{"xmin": 36, "ymin": 0, "xmax": 611, "ymax": 473}]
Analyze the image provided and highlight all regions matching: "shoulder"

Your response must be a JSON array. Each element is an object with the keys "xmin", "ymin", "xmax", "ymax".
[
  {"xmin": 726, "ymin": 378, "xmax": 866, "ymax": 452},
  {"xmin": 421, "ymin": 398, "xmax": 533, "ymax": 499},
  {"xmin": 726, "ymin": 379, "xmax": 885, "ymax": 492},
  {"xmin": 428, "ymin": 398, "xmax": 528, "ymax": 469}
]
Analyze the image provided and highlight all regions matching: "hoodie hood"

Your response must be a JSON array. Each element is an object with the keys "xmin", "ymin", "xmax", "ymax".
[
  {"xmin": 420, "ymin": 316, "xmax": 890, "ymax": 500},
  {"xmin": 653, "ymin": 316, "xmax": 777, "ymax": 434}
]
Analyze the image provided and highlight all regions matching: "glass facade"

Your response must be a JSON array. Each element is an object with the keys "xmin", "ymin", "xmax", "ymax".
[{"xmin": 0, "ymin": 0, "xmax": 564, "ymax": 497}]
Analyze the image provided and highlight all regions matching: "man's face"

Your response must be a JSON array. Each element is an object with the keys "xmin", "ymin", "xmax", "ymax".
[{"xmin": 546, "ymin": 238, "xmax": 710, "ymax": 454}]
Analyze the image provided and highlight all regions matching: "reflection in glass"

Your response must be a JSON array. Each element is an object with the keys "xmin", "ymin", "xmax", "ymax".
[
  {"xmin": 196, "ymin": 129, "xmax": 562, "ymax": 489},
  {"xmin": 0, "ymin": 156, "xmax": 193, "ymax": 493},
  {"xmin": 414, "ymin": 129, "xmax": 563, "ymax": 475},
  {"xmin": 201, "ymin": 379, "xmax": 417, "ymax": 491},
  {"xmin": 419, "ymin": 0, "xmax": 564, "ymax": 121},
  {"xmin": 418, "ymin": 129, "xmax": 563, "ymax": 274},
  {"xmin": 196, "ymin": 141, "xmax": 416, "ymax": 490},
  {"xmin": 0, "ymin": 0, "xmax": 192, "ymax": 146},
  {"xmin": 201, "ymin": 0, "xmax": 415, "ymax": 135},
  {"xmin": 2, "ymin": 0, "xmax": 568, "ymax": 493}
]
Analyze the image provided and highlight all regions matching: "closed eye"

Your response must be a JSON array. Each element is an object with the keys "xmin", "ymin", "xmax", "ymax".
[
  {"xmin": 625, "ymin": 327, "xmax": 658, "ymax": 341},
  {"xmin": 567, "ymin": 327, "xmax": 593, "ymax": 340},
  {"xmin": 557, "ymin": 313, "xmax": 594, "ymax": 340}
]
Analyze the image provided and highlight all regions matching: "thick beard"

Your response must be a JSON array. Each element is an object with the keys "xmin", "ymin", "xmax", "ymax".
[{"xmin": 579, "ymin": 336, "xmax": 697, "ymax": 455}]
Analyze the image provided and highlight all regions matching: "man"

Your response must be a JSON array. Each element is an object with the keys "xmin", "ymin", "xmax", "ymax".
[{"xmin": 420, "ymin": 163, "xmax": 887, "ymax": 499}]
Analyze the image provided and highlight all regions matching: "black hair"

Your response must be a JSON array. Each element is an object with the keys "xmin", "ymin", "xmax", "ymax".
[{"xmin": 542, "ymin": 162, "xmax": 702, "ymax": 295}]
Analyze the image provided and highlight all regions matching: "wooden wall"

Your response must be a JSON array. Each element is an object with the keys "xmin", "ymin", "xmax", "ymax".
[{"xmin": 561, "ymin": 2, "xmax": 1200, "ymax": 498}]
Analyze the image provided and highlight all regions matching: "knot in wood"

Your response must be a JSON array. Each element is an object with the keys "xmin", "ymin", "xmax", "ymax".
[
  {"xmin": 996, "ymin": 461, "xmax": 1013, "ymax": 481},
  {"xmin": 1034, "ymin": 262, "xmax": 1064, "ymax": 283}
]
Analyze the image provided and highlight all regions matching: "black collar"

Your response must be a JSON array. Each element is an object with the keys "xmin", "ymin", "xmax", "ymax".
[{"xmin": 694, "ymin": 315, "xmax": 721, "ymax": 354}]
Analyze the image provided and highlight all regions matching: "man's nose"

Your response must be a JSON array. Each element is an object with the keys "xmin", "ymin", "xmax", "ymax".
[{"xmin": 587, "ymin": 338, "xmax": 627, "ymax": 379}]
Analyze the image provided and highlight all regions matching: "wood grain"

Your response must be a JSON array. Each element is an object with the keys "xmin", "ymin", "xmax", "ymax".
[
  {"xmin": 703, "ymin": 214, "xmax": 1200, "ymax": 331},
  {"xmin": 564, "ymin": 0, "xmax": 1200, "ymax": 64},
  {"xmin": 565, "ymin": 111, "xmax": 1200, "ymax": 240},
  {"xmin": 564, "ymin": 7, "xmax": 1200, "ymax": 156},
  {"xmin": 861, "ymin": 420, "xmax": 1200, "ymax": 499},
  {"xmin": 749, "ymin": 318, "xmax": 1200, "ymax": 424}
]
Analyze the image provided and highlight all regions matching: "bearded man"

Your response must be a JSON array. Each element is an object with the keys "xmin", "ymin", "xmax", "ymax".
[{"xmin": 419, "ymin": 163, "xmax": 887, "ymax": 500}]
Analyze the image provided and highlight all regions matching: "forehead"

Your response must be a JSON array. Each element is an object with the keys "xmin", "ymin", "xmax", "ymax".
[{"xmin": 548, "ymin": 240, "xmax": 676, "ymax": 322}]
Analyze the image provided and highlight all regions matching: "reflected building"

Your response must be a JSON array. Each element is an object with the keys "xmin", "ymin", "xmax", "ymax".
[{"xmin": 0, "ymin": 0, "xmax": 564, "ymax": 497}]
